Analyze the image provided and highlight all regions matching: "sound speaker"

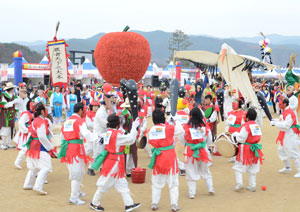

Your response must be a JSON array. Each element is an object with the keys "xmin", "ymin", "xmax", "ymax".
[
  {"xmin": 44, "ymin": 75, "xmax": 50, "ymax": 85},
  {"xmin": 151, "ymin": 75, "xmax": 160, "ymax": 87}
]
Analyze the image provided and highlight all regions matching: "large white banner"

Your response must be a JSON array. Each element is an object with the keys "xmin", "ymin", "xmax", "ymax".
[
  {"xmin": 0, "ymin": 64, "xmax": 8, "ymax": 82},
  {"xmin": 47, "ymin": 40, "xmax": 69, "ymax": 87}
]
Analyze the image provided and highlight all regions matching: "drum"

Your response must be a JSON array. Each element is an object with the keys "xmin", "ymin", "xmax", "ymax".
[{"xmin": 214, "ymin": 132, "xmax": 238, "ymax": 158}]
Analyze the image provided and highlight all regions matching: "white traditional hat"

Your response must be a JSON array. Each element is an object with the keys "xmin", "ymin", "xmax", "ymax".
[
  {"xmin": 120, "ymin": 98, "xmax": 131, "ymax": 108},
  {"xmin": 4, "ymin": 82, "xmax": 16, "ymax": 90}
]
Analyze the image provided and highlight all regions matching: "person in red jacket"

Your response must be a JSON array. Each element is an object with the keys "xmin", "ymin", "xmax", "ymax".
[
  {"xmin": 232, "ymin": 108, "xmax": 264, "ymax": 192},
  {"xmin": 23, "ymin": 103, "xmax": 56, "ymax": 195},
  {"xmin": 58, "ymin": 102, "xmax": 98, "ymax": 205},
  {"xmin": 85, "ymin": 101, "xmax": 100, "ymax": 175},
  {"xmin": 270, "ymin": 98, "xmax": 300, "ymax": 178},
  {"xmin": 226, "ymin": 98, "xmax": 246, "ymax": 163},
  {"xmin": 90, "ymin": 114, "xmax": 141, "ymax": 212},
  {"xmin": 148, "ymin": 109, "xmax": 184, "ymax": 212},
  {"xmin": 182, "ymin": 107, "xmax": 214, "ymax": 198},
  {"xmin": 14, "ymin": 101, "xmax": 34, "ymax": 169},
  {"xmin": 225, "ymin": 99, "xmax": 246, "ymax": 133}
]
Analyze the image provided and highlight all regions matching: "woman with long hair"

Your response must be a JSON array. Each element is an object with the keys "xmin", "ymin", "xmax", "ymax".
[
  {"xmin": 182, "ymin": 107, "xmax": 215, "ymax": 198},
  {"xmin": 23, "ymin": 103, "xmax": 56, "ymax": 195}
]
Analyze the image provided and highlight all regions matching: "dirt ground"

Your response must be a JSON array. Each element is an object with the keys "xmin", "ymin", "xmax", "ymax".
[{"xmin": 1, "ymin": 112, "xmax": 300, "ymax": 212}]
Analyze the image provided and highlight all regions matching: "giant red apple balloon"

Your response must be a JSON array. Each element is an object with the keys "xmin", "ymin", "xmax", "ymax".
[{"xmin": 94, "ymin": 27, "xmax": 151, "ymax": 85}]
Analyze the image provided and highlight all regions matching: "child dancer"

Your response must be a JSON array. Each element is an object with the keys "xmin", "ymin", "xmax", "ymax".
[
  {"xmin": 90, "ymin": 114, "xmax": 141, "ymax": 212},
  {"xmin": 182, "ymin": 107, "xmax": 214, "ymax": 198},
  {"xmin": 232, "ymin": 108, "xmax": 264, "ymax": 192}
]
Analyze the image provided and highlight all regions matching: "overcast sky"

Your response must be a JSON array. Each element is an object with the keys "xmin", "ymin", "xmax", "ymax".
[{"xmin": 1, "ymin": 0, "xmax": 299, "ymax": 42}]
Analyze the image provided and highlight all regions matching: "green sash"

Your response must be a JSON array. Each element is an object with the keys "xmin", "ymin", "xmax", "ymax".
[
  {"xmin": 24, "ymin": 137, "xmax": 39, "ymax": 150},
  {"xmin": 148, "ymin": 145, "xmax": 174, "ymax": 169},
  {"xmin": 230, "ymin": 124, "xmax": 241, "ymax": 128},
  {"xmin": 244, "ymin": 142, "xmax": 262, "ymax": 158},
  {"xmin": 291, "ymin": 124, "xmax": 300, "ymax": 130},
  {"xmin": 186, "ymin": 142, "xmax": 207, "ymax": 158},
  {"xmin": 92, "ymin": 150, "xmax": 124, "ymax": 170},
  {"xmin": 57, "ymin": 139, "xmax": 83, "ymax": 159}
]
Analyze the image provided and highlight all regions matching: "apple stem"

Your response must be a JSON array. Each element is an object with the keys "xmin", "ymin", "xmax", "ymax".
[{"xmin": 123, "ymin": 26, "xmax": 130, "ymax": 32}]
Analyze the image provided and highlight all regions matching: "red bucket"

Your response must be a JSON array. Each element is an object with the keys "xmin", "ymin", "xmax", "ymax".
[{"xmin": 131, "ymin": 168, "xmax": 146, "ymax": 184}]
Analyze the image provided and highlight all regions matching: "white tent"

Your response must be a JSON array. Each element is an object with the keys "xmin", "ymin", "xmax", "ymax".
[
  {"xmin": 82, "ymin": 58, "xmax": 101, "ymax": 79},
  {"xmin": 143, "ymin": 63, "xmax": 154, "ymax": 79},
  {"xmin": 40, "ymin": 55, "xmax": 49, "ymax": 64},
  {"xmin": 162, "ymin": 61, "xmax": 174, "ymax": 79}
]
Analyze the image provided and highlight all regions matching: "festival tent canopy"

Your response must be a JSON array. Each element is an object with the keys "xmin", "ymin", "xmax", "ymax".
[
  {"xmin": 82, "ymin": 58, "xmax": 96, "ymax": 70},
  {"xmin": 39, "ymin": 55, "xmax": 49, "ymax": 64},
  {"xmin": 82, "ymin": 58, "xmax": 101, "ymax": 79},
  {"xmin": 162, "ymin": 61, "xmax": 174, "ymax": 78},
  {"xmin": 68, "ymin": 59, "xmax": 73, "ymax": 70},
  {"xmin": 143, "ymin": 63, "xmax": 154, "ymax": 78}
]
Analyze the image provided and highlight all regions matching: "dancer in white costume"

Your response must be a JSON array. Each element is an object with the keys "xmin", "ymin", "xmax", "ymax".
[
  {"xmin": 90, "ymin": 114, "xmax": 141, "ymax": 212},
  {"xmin": 181, "ymin": 107, "xmax": 214, "ymax": 198},
  {"xmin": 232, "ymin": 108, "xmax": 264, "ymax": 192},
  {"xmin": 58, "ymin": 102, "xmax": 98, "ymax": 205},
  {"xmin": 271, "ymin": 98, "xmax": 300, "ymax": 178},
  {"xmin": 14, "ymin": 101, "xmax": 34, "ymax": 169},
  {"xmin": 23, "ymin": 103, "xmax": 56, "ymax": 195}
]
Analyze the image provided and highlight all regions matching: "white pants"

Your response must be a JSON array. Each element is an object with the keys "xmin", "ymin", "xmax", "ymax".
[
  {"xmin": 85, "ymin": 140, "xmax": 93, "ymax": 156},
  {"xmin": 278, "ymin": 142, "xmax": 300, "ymax": 172},
  {"xmin": 126, "ymin": 154, "xmax": 135, "ymax": 174},
  {"xmin": 233, "ymin": 161, "xmax": 260, "ymax": 187},
  {"xmin": 53, "ymin": 117, "xmax": 62, "ymax": 125},
  {"xmin": 278, "ymin": 139, "xmax": 300, "ymax": 161},
  {"xmin": 67, "ymin": 157, "xmax": 85, "ymax": 199},
  {"xmin": 185, "ymin": 159, "xmax": 213, "ymax": 195},
  {"xmin": 0, "ymin": 127, "xmax": 12, "ymax": 146},
  {"xmin": 89, "ymin": 141, "xmax": 105, "ymax": 169},
  {"xmin": 234, "ymin": 171, "xmax": 256, "ymax": 188},
  {"xmin": 92, "ymin": 175, "xmax": 134, "ymax": 206},
  {"xmin": 24, "ymin": 152, "xmax": 52, "ymax": 191},
  {"xmin": 144, "ymin": 144, "xmax": 152, "ymax": 158},
  {"xmin": 15, "ymin": 148, "xmax": 27, "ymax": 166},
  {"xmin": 177, "ymin": 159, "xmax": 185, "ymax": 171},
  {"xmin": 152, "ymin": 173, "xmax": 179, "ymax": 206}
]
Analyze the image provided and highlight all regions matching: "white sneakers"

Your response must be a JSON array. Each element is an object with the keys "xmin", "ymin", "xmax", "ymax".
[
  {"xmin": 278, "ymin": 167, "xmax": 292, "ymax": 174},
  {"xmin": 188, "ymin": 194, "xmax": 195, "ymax": 199},
  {"xmin": 69, "ymin": 198, "xmax": 86, "ymax": 205},
  {"xmin": 14, "ymin": 163, "xmax": 22, "ymax": 169},
  {"xmin": 294, "ymin": 172, "xmax": 300, "ymax": 178},
  {"xmin": 247, "ymin": 186, "xmax": 256, "ymax": 192},
  {"xmin": 1, "ymin": 144, "xmax": 7, "ymax": 150},
  {"xmin": 228, "ymin": 157, "xmax": 236, "ymax": 163},
  {"xmin": 234, "ymin": 184, "xmax": 244, "ymax": 191},
  {"xmin": 34, "ymin": 189, "xmax": 48, "ymax": 195}
]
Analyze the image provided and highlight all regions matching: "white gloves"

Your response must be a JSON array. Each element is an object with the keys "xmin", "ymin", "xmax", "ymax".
[
  {"xmin": 132, "ymin": 118, "xmax": 140, "ymax": 130},
  {"xmin": 4, "ymin": 101, "xmax": 14, "ymax": 108},
  {"xmin": 270, "ymin": 120, "xmax": 276, "ymax": 126}
]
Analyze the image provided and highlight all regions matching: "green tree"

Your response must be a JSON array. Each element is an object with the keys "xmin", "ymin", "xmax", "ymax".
[{"xmin": 168, "ymin": 30, "xmax": 192, "ymax": 66}]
